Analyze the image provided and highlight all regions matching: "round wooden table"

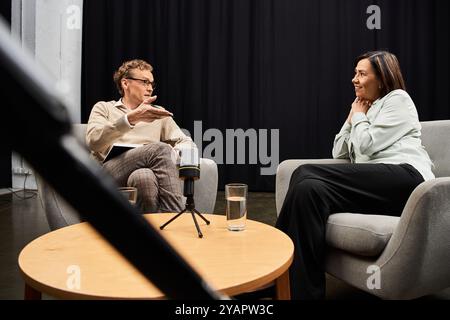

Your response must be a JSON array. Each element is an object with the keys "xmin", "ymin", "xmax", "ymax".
[{"xmin": 19, "ymin": 214, "xmax": 293, "ymax": 300}]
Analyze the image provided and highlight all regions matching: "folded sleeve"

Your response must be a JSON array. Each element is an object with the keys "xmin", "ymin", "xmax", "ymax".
[
  {"xmin": 332, "ymin": 121, "xmax": 352, "ymax": 159},
  {"xmin": 160, "ymin": 117, "xmax": 196, "ymax": 151}
]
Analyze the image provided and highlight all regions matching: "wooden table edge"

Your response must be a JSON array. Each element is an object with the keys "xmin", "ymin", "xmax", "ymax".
[{"xmin": 18, "ymin": 214, "xmax": 294, "ymax": 300}]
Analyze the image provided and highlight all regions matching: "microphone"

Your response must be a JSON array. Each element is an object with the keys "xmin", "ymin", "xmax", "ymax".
[{"xmin": 177, "ymin": 146, "xmax": 200, "ymax": 197}]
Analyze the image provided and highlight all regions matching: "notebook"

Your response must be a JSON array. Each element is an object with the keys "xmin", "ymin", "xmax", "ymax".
[{"xmin": 103, "ymin": 143, "xmax": 143, "ymax": 163}]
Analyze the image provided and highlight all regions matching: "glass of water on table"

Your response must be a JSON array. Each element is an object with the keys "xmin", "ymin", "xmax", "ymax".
[
  {"xmin": 118, "ymin": 187, "xmax": 138, "ymax": 206},
  {"xmin": 225, "ymin": 183, "xmax": 248, "ymax": 231}
]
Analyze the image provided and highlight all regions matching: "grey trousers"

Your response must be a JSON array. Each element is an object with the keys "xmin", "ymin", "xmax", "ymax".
[{"xmin": 103, "ymin": 142, "xmax": 184, "ymax": 213}]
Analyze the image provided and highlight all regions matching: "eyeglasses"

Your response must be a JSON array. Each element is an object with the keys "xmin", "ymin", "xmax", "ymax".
[{"xmin": 126, "ymin": 77, "xmax": 156, "ymax": 89}]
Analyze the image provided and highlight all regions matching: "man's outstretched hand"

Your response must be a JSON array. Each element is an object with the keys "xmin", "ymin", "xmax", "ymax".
[{"xmin": 127, "ymin": 96, "xmax": 173, "ymax": 125}]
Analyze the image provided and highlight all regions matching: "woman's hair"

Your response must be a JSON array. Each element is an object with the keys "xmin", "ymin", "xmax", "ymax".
[
  {"xmin": 113, "ymin": 59, "xmax": 153, "ymax": 96},
  {"xmin": 356, "ymin": 51, "xmax": 406, "ymax": 97}
]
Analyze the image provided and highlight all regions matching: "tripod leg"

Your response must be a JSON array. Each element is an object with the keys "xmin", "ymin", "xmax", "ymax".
[
  {"xmin": 189, "ymin": 211, "xmax": 203, "ymax": 238},
  {"xmin": 193, "ymin": 208, "xmax": 211, "ymax": 225},
  {"xmin": 160, "ymin": 209, "xmax": 187, "ymax": 230}
]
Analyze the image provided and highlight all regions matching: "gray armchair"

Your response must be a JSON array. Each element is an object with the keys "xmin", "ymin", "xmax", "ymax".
[
  {"xmin": 37, "ymin": 124, "xmax": 218, "ymax": 231},
  {"xmin": 276, "ymin": 120, "xmax": 450, "ymax": 299}
]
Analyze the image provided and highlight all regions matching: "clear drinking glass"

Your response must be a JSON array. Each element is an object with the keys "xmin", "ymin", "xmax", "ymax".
[
  {"xmin": 118, "ymin": 187, "xmax": 138, "ymax": 206},
  {"xmin": 225, "ymin": 183, "xmax": 248, "ymax": 231}
]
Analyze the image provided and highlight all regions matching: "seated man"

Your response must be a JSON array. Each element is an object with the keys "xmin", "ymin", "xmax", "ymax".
[{"xmin": 86, "ymin": 59, "xmax": 195, "ymax": 213}]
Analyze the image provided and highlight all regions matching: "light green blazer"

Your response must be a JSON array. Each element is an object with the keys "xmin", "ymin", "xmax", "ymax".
[{"xmin": 333, "ymin": 89, "xmax": 435, "ymax": 181}]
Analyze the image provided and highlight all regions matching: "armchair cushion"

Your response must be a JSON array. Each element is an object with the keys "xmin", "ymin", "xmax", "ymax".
[{"xmin": 326, "ymin": 213, "xmax": 399, "ymax": 256}]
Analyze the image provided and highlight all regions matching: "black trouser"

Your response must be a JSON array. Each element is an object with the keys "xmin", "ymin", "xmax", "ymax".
[{"xmin": 275, "ymin": 163, "xmax": 424, "ymax": 300}]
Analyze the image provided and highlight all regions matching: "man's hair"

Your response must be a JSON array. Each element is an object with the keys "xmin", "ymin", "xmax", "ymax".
[
  {"xmin": 356, "ymin": 51, "xmax": 406, "ymax": 98},
  {"xmin": 113, "ymin": 59, "xmax": 153, "ymax": 96}
]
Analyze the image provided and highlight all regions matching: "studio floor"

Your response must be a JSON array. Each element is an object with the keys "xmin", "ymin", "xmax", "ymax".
[{"xmin": 0, "ymin": 190, "xmax": 448, "ymax": 300}]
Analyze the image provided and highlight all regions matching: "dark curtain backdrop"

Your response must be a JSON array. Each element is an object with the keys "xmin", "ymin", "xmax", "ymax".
[
  {"xmin": 82, "ymin": 0, "xmax": 450, "ymax": 191},
  {"xmin": 0, "ymin": 1, "xmax": 11, "ymax": 188}
]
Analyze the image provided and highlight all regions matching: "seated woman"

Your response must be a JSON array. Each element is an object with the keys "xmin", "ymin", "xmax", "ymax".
[{"xmin": 276, "ymin": 51, "xmax": 434, "ymax": 300}]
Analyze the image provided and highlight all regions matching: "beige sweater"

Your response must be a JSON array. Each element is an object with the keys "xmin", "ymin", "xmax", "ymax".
[{"xmin": 86, "ymin": 100, "xmax": 195, "ymax": 162}]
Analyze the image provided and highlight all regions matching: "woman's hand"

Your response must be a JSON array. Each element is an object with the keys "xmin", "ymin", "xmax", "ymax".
[
  {"xmin": 352, "ymin": 97, "xmax": 372, "ymax": 113},
  {"xmin": 348, "ymin": 97, "xmax": 372, "ymax": 123}
]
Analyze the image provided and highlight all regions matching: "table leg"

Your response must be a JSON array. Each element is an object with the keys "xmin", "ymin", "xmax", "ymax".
[
  {"xmin": 25, "ymin": 283, "xmax": 42, "ymax": 300},
  {"xmin": 275, "ymin": 270, "xmax": 291, "ymax": 300}
]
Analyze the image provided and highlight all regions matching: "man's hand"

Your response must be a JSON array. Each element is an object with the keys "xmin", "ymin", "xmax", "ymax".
[
  {"xmin": 127, "ymin": 96, "xmax": 173, "ymax": 125},
  {"xmin": 348, "ymin": 97, "xmax": 372, "ymax": 124}
]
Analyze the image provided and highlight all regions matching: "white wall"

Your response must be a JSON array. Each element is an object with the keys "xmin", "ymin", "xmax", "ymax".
[
  {"xmin": 10, "ymin": 0, "xmax": 83, "ymax": 190},
  {"xmin": 35, "ymin": 0, "xmax": 83, "ymax": 122}
]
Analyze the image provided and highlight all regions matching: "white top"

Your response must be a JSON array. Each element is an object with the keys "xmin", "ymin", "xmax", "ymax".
[{"xmin": 332, "ymin": 89, "xmax": 435, "ymax": 181}]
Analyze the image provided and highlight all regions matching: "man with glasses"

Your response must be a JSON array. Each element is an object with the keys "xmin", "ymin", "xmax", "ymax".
[{"xmin": 86, "ymin": 59, "xmax": 195, "ymax": 213}]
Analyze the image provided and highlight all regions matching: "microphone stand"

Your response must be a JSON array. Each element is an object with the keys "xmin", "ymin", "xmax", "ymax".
[{"xmin": 160, "ymin": 178, "xmax": 210, "ymax": 238}]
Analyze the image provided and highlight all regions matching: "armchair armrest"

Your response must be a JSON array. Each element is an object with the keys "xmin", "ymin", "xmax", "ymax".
[
  {"xmin": 191, "ymin": 158, "xmax": 218, "ymax": 213},
  {"xmin": 35, "ymin": 173, "xmax": 82, "ymax": 230},
  {"xmin": 373, "ymin": 177, "xmax": 450, "ymax": 298},
  {"xmin": 276, "ymin": 159, "xmax": 350, "ymax": 215}
]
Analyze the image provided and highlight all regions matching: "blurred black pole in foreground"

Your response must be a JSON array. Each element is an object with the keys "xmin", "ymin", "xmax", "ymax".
[{"xmin": 0, "ymin": 18, "xmax": 221, "ymax": 300}]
